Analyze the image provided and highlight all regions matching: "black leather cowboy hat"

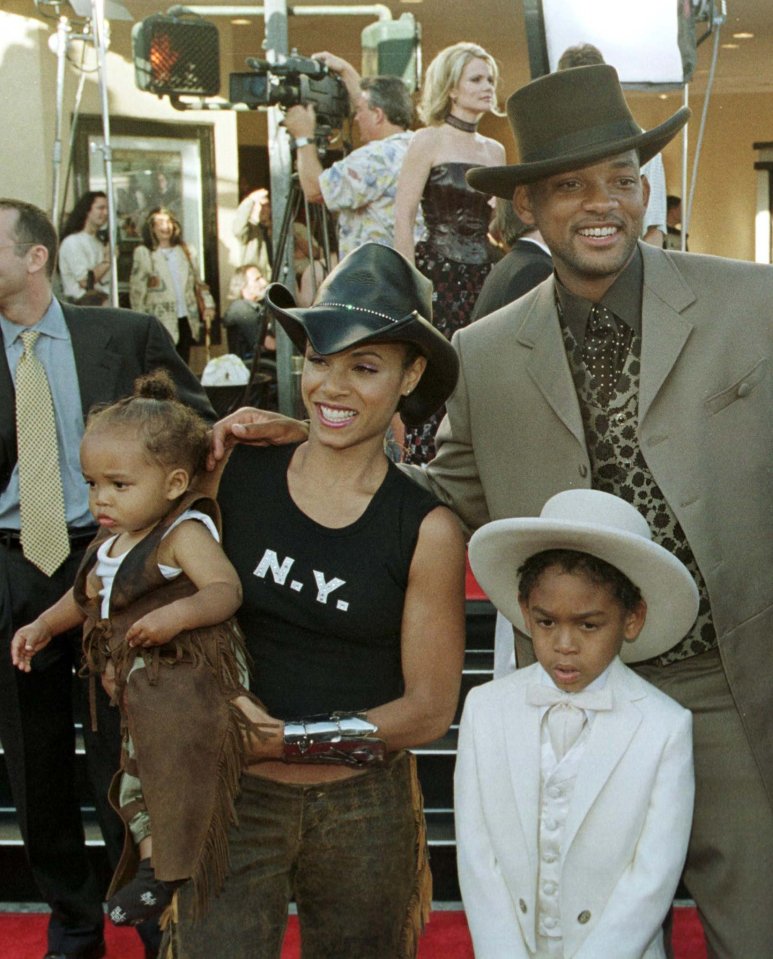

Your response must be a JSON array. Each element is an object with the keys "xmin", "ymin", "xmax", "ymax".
[
  {"xmin": 467, "ymin": 64, "xmax": 691, "ymax": 199},
  {"xmin": 265, "ymin": 242, "xmax": 459, "ymax": 427}
]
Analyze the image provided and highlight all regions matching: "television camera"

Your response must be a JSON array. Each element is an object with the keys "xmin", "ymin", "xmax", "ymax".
[{"xmin": 230, "ymin": 53, "xmax": 350, "ymax": 133}]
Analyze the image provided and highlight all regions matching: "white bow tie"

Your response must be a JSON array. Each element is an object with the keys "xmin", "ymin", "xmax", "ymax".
[
  {"xmin": 527, "ymin": 684, "xmax": 612, "ymax": 760},
  {"xmin": 526, "ymin": 684, "xmax": 613, "ymax": 712}
]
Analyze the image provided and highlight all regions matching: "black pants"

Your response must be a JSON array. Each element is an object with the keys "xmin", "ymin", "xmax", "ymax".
[
  {"xmin": 176, "ymin": 315, "xmax": 194, "ymax": 366},
  {"xmin": 0, "ymin": 543, "xmax": 160, "ymax": 956}
]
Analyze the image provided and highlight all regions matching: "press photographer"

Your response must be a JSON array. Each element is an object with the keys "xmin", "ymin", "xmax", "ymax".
[{"xmin": 282, "ymin": 51, "xmax": 419, "ymax": 258}]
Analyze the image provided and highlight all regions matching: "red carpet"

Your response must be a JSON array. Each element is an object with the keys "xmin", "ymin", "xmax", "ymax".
[{"xmin": 0, "ymin": 908, "xmax": 706, "ymax": 958}]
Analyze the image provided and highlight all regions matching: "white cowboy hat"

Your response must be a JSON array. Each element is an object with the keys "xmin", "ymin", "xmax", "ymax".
[{"xmin": 469, "ymin": 489, "xmax": 699, "ymax": 663}]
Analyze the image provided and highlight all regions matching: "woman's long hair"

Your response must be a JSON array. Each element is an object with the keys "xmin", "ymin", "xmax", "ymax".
[
  {"xmin": 60, "ymin": 191, "xmax": 107, "ymax": 241},
  {"xmin": 141, "ymin": 206, "xmax": 183, "ymax": 250}
]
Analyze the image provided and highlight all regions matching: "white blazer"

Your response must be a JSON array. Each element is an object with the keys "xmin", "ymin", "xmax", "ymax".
[{"xmin": 454, "ymin": 657, "xmax": 694, "ymax": 959}]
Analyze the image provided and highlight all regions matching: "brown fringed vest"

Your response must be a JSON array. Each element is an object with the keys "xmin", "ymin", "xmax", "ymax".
[{"xmin": 73, "ymin": 490, "xmax": 255, "ymax": 918}]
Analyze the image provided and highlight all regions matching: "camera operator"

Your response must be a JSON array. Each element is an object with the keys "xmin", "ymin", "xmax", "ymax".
[
  {"xmin": 58, "ymin": 191, "xmax": 112, "ymax": 304},
  {"xmin": 283, "ymin": 51, "xmax": 419, "ymax": 258}
]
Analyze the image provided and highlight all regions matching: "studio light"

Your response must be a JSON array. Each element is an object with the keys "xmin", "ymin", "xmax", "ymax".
[{"xmin": 522, "ymin": 0, "xmax": 698, "ymax": 88}]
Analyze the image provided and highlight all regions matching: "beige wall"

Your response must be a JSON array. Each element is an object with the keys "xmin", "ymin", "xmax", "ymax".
[
  {"xmin": 1, "ymin": 6, "xmax": 242, "ymax": 309},
  {"xmin": 3, "ymin": 4, "xmax": 773, "ymax": 276},
  {"xmin": 614, "ymin": 91, "xmax": 773, "ymax": 263}
]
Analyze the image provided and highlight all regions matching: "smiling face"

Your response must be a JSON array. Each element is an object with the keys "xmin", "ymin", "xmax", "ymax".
[
  {"xmin": 450, "ymin": 56, "xmax": 496, "ymax": 117},
  {"xmin": 150, "ymin": 212, "xmax": 175, "ymax": 246},
  {"xmin": 81, "ymin": 426, "xmax": 188, "ymax": 545},
  {"xmin": 519, "ymin": 565, "xmax": 645, "ymax": 692},
  {"xmin": 302, "ymin": 341, "xmax": 426, "ymax": 451},
  {"xmin": 514, "ymin": 150, "xmax": 649, "ymax": 301}
]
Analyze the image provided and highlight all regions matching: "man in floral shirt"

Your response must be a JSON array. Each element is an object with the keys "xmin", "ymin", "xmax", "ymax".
[{"xmin": 284, "ymin": 52, "xmax": 420, "ymax": 258}]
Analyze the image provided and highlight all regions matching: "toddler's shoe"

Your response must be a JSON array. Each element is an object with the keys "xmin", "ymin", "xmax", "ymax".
[{"xmin": 107, "ymin": 857, "xmax": 183, "ymax": 926}]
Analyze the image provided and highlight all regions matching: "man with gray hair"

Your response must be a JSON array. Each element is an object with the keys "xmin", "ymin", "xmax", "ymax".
[{"xmin": 284, "ymin": 52, "xmax": 419, "ymax": 258}]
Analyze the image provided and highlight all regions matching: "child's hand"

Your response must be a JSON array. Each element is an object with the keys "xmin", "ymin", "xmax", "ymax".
[
  {"xmin": 101, "ymin": 659, "xmax": 117, "ymax": 700},
  {"xmin": 125, "ymin": 608, "xmax": 181, "ymax": 648},
  {"xmin": 11, "ymin": 620, "xmax": 53, "ymax": 672}
]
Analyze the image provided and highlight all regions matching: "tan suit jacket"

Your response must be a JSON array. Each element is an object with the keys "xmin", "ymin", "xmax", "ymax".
[{"xmin": 419, "ymin": 241, "xmax": 773, "ymax": 800}]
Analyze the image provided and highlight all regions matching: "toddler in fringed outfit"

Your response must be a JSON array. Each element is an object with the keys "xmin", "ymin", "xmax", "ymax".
[{"xmin": 12, "ymin": 371, "xmax": 269, "ymax": 926}]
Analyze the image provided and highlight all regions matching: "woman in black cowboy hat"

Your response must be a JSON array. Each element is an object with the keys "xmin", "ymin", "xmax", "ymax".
[{"xmin": 167, "ymin": 243, "xmax": 466, "ymax": 959}]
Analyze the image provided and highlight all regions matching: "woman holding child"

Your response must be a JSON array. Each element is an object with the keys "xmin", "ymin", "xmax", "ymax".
[{"xmin": 170, "ymin": 243, "xmax": 467, "ymax": 958}]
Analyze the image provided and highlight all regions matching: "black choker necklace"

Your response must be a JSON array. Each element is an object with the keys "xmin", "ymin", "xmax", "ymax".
[{"xmin": 444, "ymin": 113, "xmax": 478, "ymax": 133}]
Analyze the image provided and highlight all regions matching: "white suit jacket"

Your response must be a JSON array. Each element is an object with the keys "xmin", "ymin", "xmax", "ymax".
[{"xmin": 454, "ymin": 657, "xmax": 694, "ymax": 959}]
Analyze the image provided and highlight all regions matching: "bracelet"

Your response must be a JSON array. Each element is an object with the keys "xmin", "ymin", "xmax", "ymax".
[
  {"xmin": 290, "ymin": 136, "xmax": 315, "ymax": 150},
  {"xmin": 282, "ymin": 711, "xmax": 386, "ymax": 766}
]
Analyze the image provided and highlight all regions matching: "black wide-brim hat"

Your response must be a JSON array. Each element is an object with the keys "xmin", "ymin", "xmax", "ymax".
[
  {"xmin": 468, "ymin": 64, "xmax": 691, "ymax": 199},
  {"xmin": 265, "ymin": 242, "xmax": 459, "ymax": 427}
]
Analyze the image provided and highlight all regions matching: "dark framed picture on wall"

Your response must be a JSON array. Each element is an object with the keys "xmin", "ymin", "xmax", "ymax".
[{"xmin": 73, "ymin": 115, "xmax": 218, "ymax": 306}]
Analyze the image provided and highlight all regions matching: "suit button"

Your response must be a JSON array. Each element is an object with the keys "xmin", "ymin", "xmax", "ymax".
[
  {"xmin": 737, "ymin": 381, "xmax": 752, "ymax": 397},
  {"xmin": 578, "ymin": 463, "xmax": 588, "ymax": 477},
  {"xmin": 577, "ymin": 910, "xmax": 591, "ymax": 924},
  {"xmin": 519, "ymin": 899, "xmax": 528, "ymax": 914}
]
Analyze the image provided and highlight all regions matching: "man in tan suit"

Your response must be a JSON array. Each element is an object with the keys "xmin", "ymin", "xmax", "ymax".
[
  {"xmin": 437, "ymin": 65, "xmax": 770, "ymax": 959},
  {"xmin": 213, "ymin": 64, "xmax": 771, "ymax": 959}
]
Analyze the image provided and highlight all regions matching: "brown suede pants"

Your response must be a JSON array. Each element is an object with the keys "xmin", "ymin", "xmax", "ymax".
[{"xmin": 167, "ymin": 750, "xmax": 430, "ymax": 959}]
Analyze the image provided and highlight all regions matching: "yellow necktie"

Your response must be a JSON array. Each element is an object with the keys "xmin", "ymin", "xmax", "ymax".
[{"xmin": 16, "ymin": 329, "xmax": 70, "ymax": 576}]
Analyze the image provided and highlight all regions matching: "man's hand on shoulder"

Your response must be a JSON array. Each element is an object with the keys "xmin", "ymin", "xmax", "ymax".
[{"xmin": 207, "ymin": 407, "xmax": 309, "ymax": 471}]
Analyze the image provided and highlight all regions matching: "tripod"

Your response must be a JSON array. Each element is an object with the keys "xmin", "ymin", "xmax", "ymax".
[
  {"xmin": 237, "ymin": 139, "xmax": 338, "ymax": 416},
  {"xmin": 272, "ymin": 135, "xmax": 337, "ymax": 300}
]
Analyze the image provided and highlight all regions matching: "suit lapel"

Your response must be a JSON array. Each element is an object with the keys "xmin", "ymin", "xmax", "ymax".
[
  {"xmin": 639, "ymin": 244, "xmax": 696, "ymax": 424},
  {"xmin": 502, "ymin": 675, "xmax": 544, "ymax": 873},
  {"xmin": 561, "ymin": 660, "xmax": 644, "ymax": 856},
  {"xmin": 0, "ymin": 344, "xmax": 17, "ymax": 480},
  {"xmin": 518, "ymin": 282, "xmax": 586, "ymax": 447},
  {"xmin": 62, "ymin": 303, "xmax": 123, "ymax": 417}
]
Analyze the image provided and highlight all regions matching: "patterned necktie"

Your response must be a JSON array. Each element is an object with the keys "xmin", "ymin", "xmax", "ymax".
[
  {"xmin": 583, "ymin": 304, "xmax": 625, "ymax": 403},
  {"xmin": 16, "ymin": 330, "xmax": 70, "ymax": 576},
  {"xmin": 527, "ymin": 684, "xmax": 613, "ymax": 761}
]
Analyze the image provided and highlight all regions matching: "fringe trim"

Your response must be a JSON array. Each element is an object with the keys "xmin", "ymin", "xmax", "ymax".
[
  {"xmin": 159, "ymin": 890, "xmax": 178, "ymax": 959},
  {"xmin": 185, "ymin": 692, "xmax": 274, "ymax": 920},
  {"xmin": 398, "ymin": 752, "xmax": 432, "ymax": 959},
  {"xmin": 83, "ymin": 616, "xmax": 254, "ymax": 715}
]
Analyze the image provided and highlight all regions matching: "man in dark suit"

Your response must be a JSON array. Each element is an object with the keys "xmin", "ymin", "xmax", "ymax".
[
  {"xmin": 0, "ymin": 198, "xmax": 214, "ymax": 959},
  {"xmin": 471, "ymin": 198, "xmax": 552, "ymax": 320}
]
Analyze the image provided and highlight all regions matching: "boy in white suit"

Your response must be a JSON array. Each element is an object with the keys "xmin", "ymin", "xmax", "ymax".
[{"xmin": 455, "ymin": 490, "xmax": 697, "ymax": 959}]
